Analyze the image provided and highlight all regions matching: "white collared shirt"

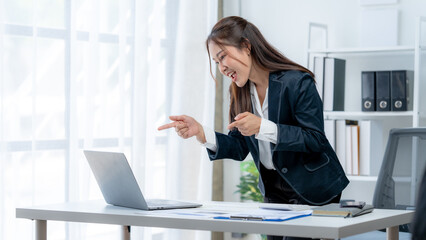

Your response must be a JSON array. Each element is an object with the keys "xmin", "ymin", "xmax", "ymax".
[{"xmin": 203, "ymin": 81, "xmax": 278, "ymax": 170}]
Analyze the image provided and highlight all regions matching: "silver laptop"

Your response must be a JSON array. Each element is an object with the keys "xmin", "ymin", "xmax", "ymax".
[{"xmin": 83, "ymin": 150, "xmax": 202, "ymax": 210}]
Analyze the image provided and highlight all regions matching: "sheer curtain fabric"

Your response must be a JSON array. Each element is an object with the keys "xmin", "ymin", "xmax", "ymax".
[{"xmin": 0, "ymin": 0, "xmax": 217, "ymax": 239}]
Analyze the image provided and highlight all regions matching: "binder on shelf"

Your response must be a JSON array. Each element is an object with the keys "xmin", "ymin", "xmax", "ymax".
[
  {"xmin": 345, "ymin": 120, "xmax": 358, "ymax": 175},
  {"xmin": 359, "ymin": 120, "xmax": 383, "ymax": 176},
  {"xmin": 323, "ymin": 57, "xmax": 346, "ymax": 111},
  {"xmin": 324, "ymin": 119, "xmax": 336, "ymax": 150},
  {"xmin": 361, "ymin": 71, "xmax": 376, "ymax": 111},
  {"xmin": 313, "ymin": 56, "xmax": 325, "ymax": 100},
  {"xmin": 345, "ymin": 125, "xmax": 352, "ymax": 175},
  {"xmin": 375, "ymin": 71, "xmax": 391, "ymax": 111},
  {"xmin": 351, "ymin": 125, "xmax": 360, "ymax": 176},
  {"xmin": 335, "ymin": 120, "xmax": 346, "ymax": 172},
  {"xmin": 391, "ymin": 70, "xmax": 414, "ymax": 111}
]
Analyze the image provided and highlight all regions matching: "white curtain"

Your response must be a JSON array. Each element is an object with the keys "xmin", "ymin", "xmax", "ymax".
[
  {"xmin": 163, "ymin": 0, "xmax": 217, "ymax": 239},
  {"xmin": 0, "ymin": 0, "xmax": 217, "ymax": 239}
]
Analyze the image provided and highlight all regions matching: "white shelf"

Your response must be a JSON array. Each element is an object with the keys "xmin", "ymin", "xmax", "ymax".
[
  {"xmin": 308, "ymin": 16, "xmax": 426, "ymax": 206},
  {"xmin": 347, "ymin": 175, "xmax": 412, "ymax": 183},
  {"xmin": 347, "ymin": 175, "xmax": 377, "ymax": 182},
  {"xmin": 324, "ymin": 111, "xmax": 415, "ymax": 120},
  {"xmin": 308, "ymin": 46, "xmax": 415, "ymax": 54}
]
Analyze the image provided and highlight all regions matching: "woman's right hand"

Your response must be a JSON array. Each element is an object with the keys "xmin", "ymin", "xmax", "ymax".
[{"xmin": 157, "ymin": 115, "xmax": 206, "ymax": 143}]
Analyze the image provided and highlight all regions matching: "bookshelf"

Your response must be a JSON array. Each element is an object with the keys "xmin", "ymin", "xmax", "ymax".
[
  {"xmin": 309, "ymin": 45, "xmax": 415, "ymax": 54},
  {"xmin": 324, "ymin": 111, "xmax": 415, "ymax": 119},
  {"xmin": 307, "ymin": 17, "xmax": 426, "ymax": 202}
]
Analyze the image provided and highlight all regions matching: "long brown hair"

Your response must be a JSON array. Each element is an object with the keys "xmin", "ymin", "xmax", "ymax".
[{"xmin": 206, "ymin": 16, "xmax": 314, "ymax": 123}]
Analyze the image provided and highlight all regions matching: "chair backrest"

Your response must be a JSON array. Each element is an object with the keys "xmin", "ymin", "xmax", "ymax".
[
  {"xmin": 411, "ymin": 167, "xmax": 426, "ymax": 239},
  {"xmin": 373, "ymin": 128, "xmax": 426, "ymax": 210}
]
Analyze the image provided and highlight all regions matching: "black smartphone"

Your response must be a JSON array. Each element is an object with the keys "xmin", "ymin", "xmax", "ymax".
[{"xmin": 340, "ymin": 201, "xmax": 366, "ymax": 209}]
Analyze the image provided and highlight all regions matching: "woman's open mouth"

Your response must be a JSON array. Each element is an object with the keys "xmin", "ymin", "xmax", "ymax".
[{"xmin": 228, "ymin": 71, "xmax": 237, "ymax": 82}]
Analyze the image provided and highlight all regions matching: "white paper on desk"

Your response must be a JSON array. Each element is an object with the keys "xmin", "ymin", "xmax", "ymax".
[
  {"xmin": 137, "ymin": 208, "xmax": 231, "ymax": 219},
  {"xmin": 258, "ymin": 203, "xmax": 311, "ymax": 211},
  {"xmin": 224, "ymin": 209, "xmax": 313, "ymax": 221}
]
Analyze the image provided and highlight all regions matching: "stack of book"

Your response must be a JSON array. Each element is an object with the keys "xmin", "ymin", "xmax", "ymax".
[
  {"xmin": 324, "ymin": 119, "xmax": 383, "ymax": 176},
  {"xmin": 312, "ymin": 203, "xmax": 374, "ymax": 218}
]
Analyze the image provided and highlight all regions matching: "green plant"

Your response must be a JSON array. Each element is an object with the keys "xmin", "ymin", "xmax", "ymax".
[
  {"xmin": 235, "ymin": 160, "xmax": 263, "ymax": 203},
  {"xmin": 236, "ymin": 160, "xmax": 267, "ymax": 240}
]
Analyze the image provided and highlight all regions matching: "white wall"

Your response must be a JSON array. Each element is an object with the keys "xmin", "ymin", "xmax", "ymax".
[{"xmin": 226, "ymin": 0, "xmax": 426, "ymax": 67}]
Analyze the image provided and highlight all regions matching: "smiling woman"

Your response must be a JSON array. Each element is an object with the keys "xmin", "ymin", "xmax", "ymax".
[
  {"xmin": 206, "ymin": 16, "xmax": 314, "ymax": 124},
  {"xmin": 0, "ymin": 0, "xmax": 217, "ymax": 240},
  {"xmin": 159, "ymin": 16, "xmax": 349, "ymax": 240}
]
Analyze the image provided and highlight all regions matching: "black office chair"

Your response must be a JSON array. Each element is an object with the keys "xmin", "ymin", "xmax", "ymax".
[
  {"xmin": 411, "ymin": 166, "xmax": 426, "ymax": 240},
  {"xmin": 373, "ymin": 128, "xmax": 426, "ymax": 210},
  {"xmin": 343, "ymin": 128, "xmax": 426, "ymax": 240}
]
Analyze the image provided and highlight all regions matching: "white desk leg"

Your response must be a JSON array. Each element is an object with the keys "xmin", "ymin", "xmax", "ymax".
[
  {"xmin": 121, "ymin": 226, "xmax": 130, "ymax": 240},
  {"xmin": 35, "ymin": 220, "xmax": 47, "ymax": 240},
  {"xmin": 387, "ymin": 226, "xmax": 399, "ymax": 240}
]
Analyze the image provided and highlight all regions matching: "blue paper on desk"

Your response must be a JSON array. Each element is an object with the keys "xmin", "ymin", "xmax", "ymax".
[{"xmin": 213, "ymin": 209, "xmax": 312, "ymax": 222}]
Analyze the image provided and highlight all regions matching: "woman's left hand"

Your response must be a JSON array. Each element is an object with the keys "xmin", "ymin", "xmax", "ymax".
[{"xmin": 227, "ymin": 112, "xmax": 261, "ymax": 136}]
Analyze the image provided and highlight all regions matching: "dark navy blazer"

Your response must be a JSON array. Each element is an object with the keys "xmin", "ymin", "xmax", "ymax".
[{"xmin": 207, "ymin": 70, "xmax": 349, "ymax": 205}]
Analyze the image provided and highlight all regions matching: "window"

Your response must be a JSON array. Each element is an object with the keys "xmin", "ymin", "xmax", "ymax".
[{"xmin": 0, "ymin": 0, "xmax": 181, "ymax": 239}]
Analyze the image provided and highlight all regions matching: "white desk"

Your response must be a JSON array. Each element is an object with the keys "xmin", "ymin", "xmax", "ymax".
[{"xmin": 16, "ymin": 200, "xmax": 413, "ymax": 240}]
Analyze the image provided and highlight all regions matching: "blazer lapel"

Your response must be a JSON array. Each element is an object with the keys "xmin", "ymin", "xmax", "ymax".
[
  {"xmin": 268, "ymin": 73, "xmax": 283, "ymax": 124},
  {"xmin": 249, "ymin": 73, "xmax": 283, "ymax": 154}
]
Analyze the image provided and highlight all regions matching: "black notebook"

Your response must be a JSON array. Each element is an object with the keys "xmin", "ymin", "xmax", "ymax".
[{"xmin": 312, "ymin": 203, "xmax": 374, "ymax": 218}]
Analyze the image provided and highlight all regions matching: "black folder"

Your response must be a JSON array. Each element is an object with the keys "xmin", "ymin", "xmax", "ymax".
[
  {"xmin": 375, "ymin": 71, "xmax": 391, "ymax": 111},
  {"xmin": 361, "ymin": 71, "xmax": 376, "ymax": 111},
  {"xmin": 323, "ymin": 57, "xmax": 346, "ymax": 111},
  {"xmin": 391, "ymin": 70, "xmax": 413, "ymax": 111}
]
